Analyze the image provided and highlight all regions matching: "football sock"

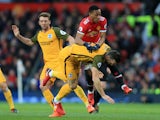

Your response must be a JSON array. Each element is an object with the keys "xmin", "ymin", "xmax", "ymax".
[
  {"xmin": 85, "ymin": 70, "xmax": 94, "ymax": 92},
  {"xmin": 42, "ymin": 89, "xmax": 54, "ymax": 109},
  {"xmin": 3, "ymin": 89, "xmax": 15, "ymax": 109},
  {"xmin": 74, "ymin": 85, "xmax": 89, "ymax": 106},
  {"xmin": 55, "ymin": 83, "xmax": 72, "ymax": 102},
  {"xmin": 94, "ymin": 90, "xmax": 101, "ymax": 106}
]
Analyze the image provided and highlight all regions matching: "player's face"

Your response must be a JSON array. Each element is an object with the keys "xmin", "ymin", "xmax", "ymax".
[
  {"xmin": 39, "ymin": 16, "xmax": 51, "ymax": 31},
  {"xmin": 90, "ymin": 9, "xmax": 101, "ymax": 23},
  {"xmin": 105, "ymin": 55, "xmax": 117, "ymax": 66}
]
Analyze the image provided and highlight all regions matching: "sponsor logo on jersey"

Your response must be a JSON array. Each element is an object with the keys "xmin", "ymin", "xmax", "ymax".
[{"xmin": 48, "ymin": 34, "xmax": 52, "ymax": 39}]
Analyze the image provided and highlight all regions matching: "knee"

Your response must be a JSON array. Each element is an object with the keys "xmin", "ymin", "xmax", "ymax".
[
  {"xmin": 69, "ymin": 83, "xmax": 77, "ymax": 90},
  {"xmin": 39, "ymin": 84, "xmax": 46, "ymax": 91},
  {"xmin": 0, "ymin": 83, "xmax": 8, "ymax": 92},
  {"xmin": 39, "ymin": 80, "xmax": 53, "ymax": 91}
]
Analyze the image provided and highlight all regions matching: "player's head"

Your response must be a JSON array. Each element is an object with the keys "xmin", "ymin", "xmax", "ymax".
[
  {"xmin": 104, "ymin": 50, "xmax": 121, "ymax": 66},
  {"xmin": 38, "ymin": 12, "xmax": 51, "ymax": 30},
  {"xmin": 88, "ymin": 5, "xmax": 101, "ymax": 23}
]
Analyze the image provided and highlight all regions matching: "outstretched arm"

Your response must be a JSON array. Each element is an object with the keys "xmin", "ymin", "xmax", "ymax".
[
  {"xmin": 67, "ymin": 35, "xmax": 75, "ymax": 45},
  {"xmin": 12, "ymin": 25, "xmax": 34, "ymax": 46},
  {"xmin": 75, "ymin": 32, "xmax": 85, "ymax": 45},
  {"xmin": 91, "ymin": 67, "xmax": 115, "ymax": 104}
]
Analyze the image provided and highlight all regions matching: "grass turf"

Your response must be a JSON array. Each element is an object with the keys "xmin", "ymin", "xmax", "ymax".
[{"xmin": 0, "ymin": 102, "xmax": 160, "ymax": 120}]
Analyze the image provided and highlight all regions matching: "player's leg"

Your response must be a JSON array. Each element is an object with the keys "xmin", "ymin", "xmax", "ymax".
[
  {"xmin": 49, "ymin": 83, "xmax": 71, "ymax": 117},
  {"xmin": 39, "ymin": 66, "xmax": 55, "ymax": 110},
  {"xmin": 49, "ymin": 79, "xmax": 79, "ymax": 117},
  {"xmin": 49, "ymin": 62, "xmax": 95, "ymax": 117},
  {"xmin": 93, "ymin": 81, "xmax": 107, "ymax": 113},
  {"xmin": 84, "ymin": 66, "xmax": 94, "ymax": 106},
  {"xmin": 49, "ymin": 60, "xmax": 77, "ymax": 117},
  {"xmin": 0, "ymin": 69, "xmax": 18, "ymax": 113},
  {"xmin": 74, "ymin": 85, "xmax": 95, "ymax": 113},
  {"xmin": 49, "ymin": 82, "xmax": 95, "ymax": 117},
  {"xmin": 72, "ymin": 63, "xmax": 95, "ymax": 113}
]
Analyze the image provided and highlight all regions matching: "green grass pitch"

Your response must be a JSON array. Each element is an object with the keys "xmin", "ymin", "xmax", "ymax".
[{"xmin": 0, "ymin": 102, "xmax": 160, "ymax": 120}]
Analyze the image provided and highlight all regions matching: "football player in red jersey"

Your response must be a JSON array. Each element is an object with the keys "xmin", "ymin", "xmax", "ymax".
[
  {"xmin": 75, "ymin": 5, "xmax": 107, "ymax": 51},
  {"xmin": 75, "ymin": 5, "xmax": 132, "ymax": 112}
]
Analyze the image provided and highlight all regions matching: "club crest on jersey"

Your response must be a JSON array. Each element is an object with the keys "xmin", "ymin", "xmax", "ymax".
[
  {"xmin": 88, "ymin": 29, "xmax": 91, "ymax": 32},
  {"xmin": 68, "ymin": 73, "xmax": 73, "ymax": 78},
  {"xmin": 97, "ymin": 62, "xmax": 102, "ymax": 68},
  {"xmin": 48, "ymin": 34, "xmax": 52, "ymax": 38},
  {"xmin": 96, "ymin": 26, "xmax": 101, "ymax": 30}
]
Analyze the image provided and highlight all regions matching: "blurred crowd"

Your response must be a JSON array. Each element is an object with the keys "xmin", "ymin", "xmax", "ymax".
[{"xmin": 0, "ymin": 2, "xmax": 160, "ymax": 97}]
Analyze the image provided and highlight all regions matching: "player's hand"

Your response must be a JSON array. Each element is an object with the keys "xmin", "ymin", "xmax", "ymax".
[
  {"xmin": 92, "ymin": 44, "xmax": 100, "ymax": 51},
  {"xmin": 83, "ymin": 42, "xmax": 92, "ymax": 52},
  {"xmin": 12, "ymin": 25, "xmax": 20, "ymax": 37},
  {"xmin": 102, "ymin": 95, "xmax": 115, "ymax": 104}
]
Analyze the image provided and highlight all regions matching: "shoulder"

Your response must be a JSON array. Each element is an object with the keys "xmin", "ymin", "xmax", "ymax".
[
  {"xmin": 94, "ymin": 55, "xmax": 103, "ymax": 61},
  {"xmin": 52, "ymin": 27, "xmax": 67, "ymax": 35},
  {"xmin": 80, "ymin": 17, "xmax": 90, "ymax": 25},
  {"xmin": 52, "ymin": 27, "xmax": 69, "ymax": 40},
  {"xmin": 92, "ymin": 55, "xmax": 103, "ymax": 68},
  {"xmin": 52, "ymin": 27, "xmax": 60, "ymax": 32},
  {"xmin": 99, "ymin": 16, "xmax": 107, "ymax": 23},
  {"xmin": 31, "ymin": 30, "xmax": 41, "ymax": 42}
]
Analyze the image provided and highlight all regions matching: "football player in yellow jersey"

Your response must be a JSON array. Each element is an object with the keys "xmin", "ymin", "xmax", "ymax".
[
  {"xmin": 11, "ymin": 12, "xmax": 76, "ymax": 112},
  {"xmin": 12, "ymin": 12, "xmax": 95, "ymax": 117},
  {"xmin": 43, "ymin": 43, "xmax": 115, "ymax": 117},
  {"xmin": 0, "ymin": 66, "xmax": 18, "ymax": 113}
]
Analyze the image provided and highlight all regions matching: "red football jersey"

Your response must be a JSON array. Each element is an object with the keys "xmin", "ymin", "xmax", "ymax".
[{"xmin": 77, "ymin": 16, "xmax": 107, "ymax": 43}]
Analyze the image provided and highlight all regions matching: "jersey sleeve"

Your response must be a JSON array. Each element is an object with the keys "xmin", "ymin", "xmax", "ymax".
[
  {"xmin": 77, "ymin": 18, "xmax": 88, "ymax": 34},
  {"xmin": 100, "ymin": 17, "xmax": 107, "ymax": 32},
  {"xmin": 92, "ymin": 55, "xmax": 102, "ymax": 69},
  {"xmin": 108, "ymin": 65, "xmax": 123, "ymax": 80},
  {"xmin": 31, "ymin": 31, "xmax": 39, "ymax": 44},
  {"xmin": 53, "ymin": 27, "xmax": 69, "ymax": 41}
]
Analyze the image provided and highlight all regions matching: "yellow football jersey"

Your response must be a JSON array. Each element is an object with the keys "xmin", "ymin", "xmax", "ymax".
[
  {"xmin": 0, "ymin": 68, "xmax": 6, "ymax": 83},
  {"xmin": 31, "ymin": 27, "xmax": 69, "ymax": 63},
  {"xmin": 70, "ymin": 43, "xmax": 111, "ymax": 62}
]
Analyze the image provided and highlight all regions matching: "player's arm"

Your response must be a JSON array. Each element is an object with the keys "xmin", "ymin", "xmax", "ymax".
[
  {"xmin": 75, "ymin": 32, "xmax": 92, "ymax": 51},
  {"xmin": 108, "ymin": 65, "xmax": 123, "ymax": 83},
  {"xmin": 66, "ymin": 35, "xmax": 75, "ymax": 45},
  {"xmin": 92, "ymin": 18, "xmax": 107, "ymax": 50},
  {"xmin": 91, "ymin": 32, "xmax": 106, "ymax": 51},
  {"xmin": 91, "ymin": 67, "xmax": 115, "ymax": 104},
  {"xmin": 53, "ymin": 27, "xmax": 75, "ymax": 45},
  {"xmin": 75, "ymin": 31, "xmax": 85, "ymax": 45},
  {"xmin": 12, "ymin": 25, "xmax": 34, "ymax": 46},
  {"xmin": 97, "ymin": 32, "xmax": 106, "ymax": 46}
]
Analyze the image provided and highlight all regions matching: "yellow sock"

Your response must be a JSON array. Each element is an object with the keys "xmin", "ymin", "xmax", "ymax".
[
  {"xmin": 55, "ymin": 83, "xmax": 72, "ymax": 101},
  {"xmin": 74, "ymin": 85, "xmax": 89, "ymax": 107},
  {"xmin": 42, "ymin": 89, "xmax": 54, "ymax": 109},
  {"xmin": 4, "ymin": 89, "xmax": 15, "ymax": 110}
]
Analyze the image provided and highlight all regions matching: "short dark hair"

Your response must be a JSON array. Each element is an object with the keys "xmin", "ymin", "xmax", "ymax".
[
  {"xmin": 89, "ymin": 5, "xmax": 100, "ymax": 13},
  {"xmin": 38, "ymin": 12, "xmax": 51, "ymax": 19},
  {"xmin": 105, "ymin": 50, "xmax": 121, "ymax": 63}
]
